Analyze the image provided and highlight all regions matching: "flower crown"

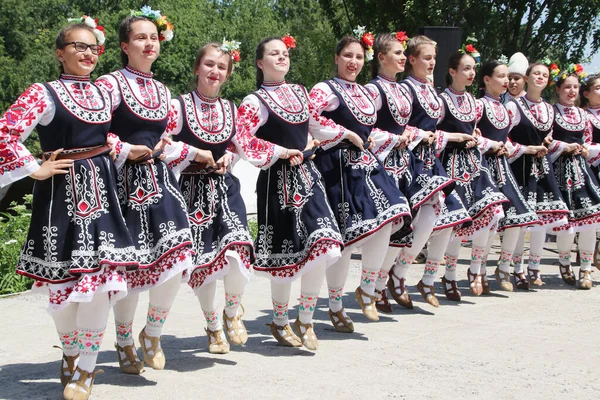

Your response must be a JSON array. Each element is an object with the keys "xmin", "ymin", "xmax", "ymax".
[
  {"xmin": 460, "ymin": 42, "xmax": 480, "ymax": 64},
  {"xmin": 498, "ymin": 54, "xmax": 509, "ymax": 64},
  {"xmin": 558, "ymin": 63, "xmax": 587, "ymax": 84},
  {"xmin": 67, "ymin": 15, "xmax": 105, "ymax": 54},
  {"xmin": 353, "ymin": 26, "xmax": 374, "ymax": 61},
  {"xmin": 282, "ymin": 34, "xmax": 296, "ymax": 50},
  {"xmin": 220, "ymin": 38, "xmax": 241, "ymax": 66},
  {"xmin": 131, "ymin": 6, "xmax": 174, "ymax": 42},
  {"xmin": 395, "ymin": 31, "xmax": 410, "ymax": 49},
  {"xmin": 541, "ymin": 57, "xmax": 563, "ymax": 85}
]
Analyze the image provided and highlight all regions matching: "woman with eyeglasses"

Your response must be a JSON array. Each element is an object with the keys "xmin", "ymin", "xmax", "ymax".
[
  {"xmin": 96, "ymin": 10, "xmax": 204, "ymax": 376},
  {"xmin": 0, "ymin": 16, "xmax": 138, "ymax": 400}
]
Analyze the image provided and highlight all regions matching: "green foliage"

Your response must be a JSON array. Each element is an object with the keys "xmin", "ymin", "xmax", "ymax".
[
  {"xmin": 0, "ymin": 195, "xmax": 33, "ymax": 294},
  {"xmin": 247, "ymin": 216, "xmax": 258, "ymax": 241},
  {"xmin": 320, "ymin": 0, "xmax": 600, "ymax": 68}
]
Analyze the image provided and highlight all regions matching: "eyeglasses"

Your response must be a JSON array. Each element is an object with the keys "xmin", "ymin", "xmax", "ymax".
[{"xmin": 66, "ymin": 42, "xmax": 102, "ymax": 55}]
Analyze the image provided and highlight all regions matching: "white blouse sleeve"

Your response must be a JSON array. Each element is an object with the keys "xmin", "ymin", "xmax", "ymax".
[
  {"xmin": 162, "ymin": 98, "xmax": 198, "ymax": 175},
  {"xmin": 0, "ymin": 83, "xmax": 56, "ymax": 187},
  {"xmin": 307, "ymin": 82, "xmax": 349, "ymax": 150},
  {"xmin": 231, "ymin": 94, "xmax": 285, "ymax": 169}
]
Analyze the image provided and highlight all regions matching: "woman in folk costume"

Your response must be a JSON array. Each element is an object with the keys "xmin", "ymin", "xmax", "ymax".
[
  {"xmin": 233, "ymin": 36, "xmax": 343, "ymax": 350},
  {"xmin": 364, "ymin": 32, "xmax": 453, "ymax": 312},
  {"xmin": 475, "ymin": 60, "xmax": 539, "ymax": 292},
  {"xmin": 309, "ymin": 30, "xmax": 412, "ymax": 328},
  {"xmin": 163, "ymin": 41, "xmax": 254, "ymax": 354},
  {"xmin": 96, "ymin": 9, "xmax": 197, "ymax": 373},
  {"xmin": 546, "ymin": 65, "xmax": 600, "ymax": 290},
  {"xmin": 0, "ymin": 17, "xmax": 139, "ymax": 400},
  {"xmin": 505, "ymin": 62, "xmax": 570, "ymax": 289},
  {"xmin": 581, "ymin": 74, "xmax": 600, "ymax": 180},
  {"xmin": 580, "ymin": 73, "xmax": 600, "ymax": 268},
  {"xmin": 502, "ymin": 52, "xmax": 528, "ymax": 104},
  {"xmin": 392, "ymin": 36, "xmax": 471, "ymax": 308},
  {"xmin": 436, "ymin": 47, "xmax": 508, "ymax": 300}
]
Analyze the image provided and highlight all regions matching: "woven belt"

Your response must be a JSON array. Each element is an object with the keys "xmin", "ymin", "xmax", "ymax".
[
  {"xmin": 42, "ymin": 145, "xmax": 111, "ymax": 161},
  {"xmin": 127, "ymin": 149, "xmax": 163, "ymax": 164},
  {"xmin": 181, "ymin": 161, "xmax": 223, "ymax": 174}
]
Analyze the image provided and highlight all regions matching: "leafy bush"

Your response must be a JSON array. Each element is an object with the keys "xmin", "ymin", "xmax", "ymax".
[
  {"xmin": 0, "ymin": 194, "xmax": 33, "ymax": 294},
  {"xmin": 247, "ymin": 216, "xmax": 258, "ymax": 241}
]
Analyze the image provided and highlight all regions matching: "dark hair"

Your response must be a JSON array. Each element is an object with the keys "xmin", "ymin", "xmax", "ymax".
[
  {"xmin": 477, "ymin": 60, "xmax": 505, "ymax": 98},
  {"xmin": 525, "ymin": 62, "xmax": 548, "ymax": 77},
  {"xmin": 404, "ymin": 35, "xmax": 437, "ymax": 75},
  {"xmin": 371, "ymin": 33, "xmax": 400, "ymax": 80},
  {"xmin": 580, "ymin": 73, "xmax": 600, "ymax": 108},
  {"xmin": 335, "ymin": 35, "xmax": 363, "ymax": 56},
  {"xmin": 255, "ymin": 36, "xmax": 285, "ymax": 89},
  {"xmin": 119, "ymin": 15, "xmax": 157, "ymax": 67},
  {"xmin": 193, "ymin": 42, "xmax": 233, "ymax": 84},
  {"xmin": 55, "ymin": 23, "xmax": 96, "ymax": 72},
  {"xmin": 445, "ymin": 51, "xmax": 472, "ymax": 87}
]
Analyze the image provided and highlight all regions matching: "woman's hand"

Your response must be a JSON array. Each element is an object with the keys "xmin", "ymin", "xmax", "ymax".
[
  {"xmin": 452, "ymin": 133, "xmax": 477, "ymax": 148},
  {"xmin": 153, "ymin": 137, "xmax": 172, "ymax": 160},
  {"xmin": 30, "ymin": 149, "xmax": 73, "ymax": 180},
  {"xmin": 279, "ymin": 148, "xmax": 304, "ymax": 166},
  {"xmin": 345, "ymin": 130, "xmax": 365, "ymax": 151},
  {"xmin": 524, "ymin": 145, "xmax": 544, "ymax": 155},
  {"xmin": 194, "ymin": 149, "xmax": 216, "ymax": 167},
  {"xmin": 490, "ymin": 140, "xmax": 504, "ymax": 153},
  {"xmin": 565, "ymin": 143, "xmax": 582, "ymax": 155},
  {"xmin": 214, "ymin": 153, "xmax": 230, "ymax": 175},
  {"xmin": 305, "ymin": 138, "xmax": 320, "ymax": 159},
  {"xmin": 448, "ymin": 132, "xmax": 476, "ymax": 146},
  {"xmin": 127, "ymin": 144, "xmax": 153, "ymax": 161},
  {"xmin": 395, "ymin": 132, "xmax": 411, "ymax": 149},
  {"xmin": 473, "ymin": 127, "xmax": 482, "ymax": 138},
  {"xmin": 581, "ymin": 146, "xmax": 590, "ymax": 158},
  {"xmin": 424, "ymin": 131, "xmax": 436, "ymax": 145}
]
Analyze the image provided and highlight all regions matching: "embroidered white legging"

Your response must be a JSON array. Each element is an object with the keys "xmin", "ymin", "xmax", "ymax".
[
  {"xmin": 194, "ymin": 256, "xmax": 247, "ymax": 330},
  {"xmin": 271, "ymin": 262, "xmax": 326, "ymax": 325},
  {"xmin": 557, "ymin": 230, "xmax": 596, "ymax": 271},
  {"xmin": 113, "ymin": 272, "xmax": 183, "ymax": 342},
  {"xmin": 496, "ymin": 227, "xmax": 522, "ymax": 273},
  {"xmin": 326, "ymin": 224, "xmax": 392, "ymax": 309},
  {"xmin": 376, "ymin": 204, "xmax": 436, "ymax": 291},
  {"xmin": 445, "ymin": 228, "xmax": 494, "ymax": 278},
  {"xmin": 52, "ymin": 302, "xmax": 79, "ymax": 357},
  {"xmin": 421, "ymin": 227, "xmax": 453, "ymax": 285},
  {"xmin": 389, "ymin": 204, "xmax": 438, "ymax": 284},
  {"xmin": 52, "ymin": 292, "xmax": 110, "ymax": 375}
]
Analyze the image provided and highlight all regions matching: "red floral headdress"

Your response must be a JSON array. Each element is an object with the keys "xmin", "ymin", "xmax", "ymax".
[
  {"xmin": 353, "ymin": 26, "xmax": 374, "ymax": 61},
  {"xmin": 282, "ymin": 34, "xmax": 296, "ymax": 50},
  {"xmin": 395, "ymin": 31, "xmax": 410, "ymax": 49}
]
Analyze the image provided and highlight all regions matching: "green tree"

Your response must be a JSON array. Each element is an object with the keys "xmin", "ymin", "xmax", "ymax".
[{"xmin": 320, "ymin": 0, "xmax": 600, "ymax": 66}]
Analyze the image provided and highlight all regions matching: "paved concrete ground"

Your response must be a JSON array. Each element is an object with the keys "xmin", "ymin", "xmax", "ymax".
[{"xmin": 1, "ymin": 240, "xmax": 599, "ymax": 400}]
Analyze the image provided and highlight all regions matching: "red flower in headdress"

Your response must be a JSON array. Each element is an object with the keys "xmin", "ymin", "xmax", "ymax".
[
  {"xmin": 282, "ymin": 35, "xmax": 296, "ymax": 49},
  {"xmin": 98, "ymin": 45, "xmax": 105, "ymax": 56},
  {"xmin": 231, "ymin": 50, "xmax": 241, "ymax": 63},
  {"xmin": 361, "ymin": 32, "xmax": 374, "ymax": 47},
  {"xmin": 396, "ymin": 31, "xmax": 409, "ymax": 43},
  {"xmin": 575, "ymin": 64, "xmax": 584, "ymax": 74},
  {"xmin": 465, "ymin": 44, "xmax": 477, "ymax": 53}
]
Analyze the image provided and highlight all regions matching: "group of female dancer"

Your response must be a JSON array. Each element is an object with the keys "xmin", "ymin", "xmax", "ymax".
[{"xmin": 1, "ymin": 10, "xmax": 599, "ymax": 400}]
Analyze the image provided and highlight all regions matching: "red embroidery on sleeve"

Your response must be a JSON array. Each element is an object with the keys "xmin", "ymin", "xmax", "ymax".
[{"xmin": 235, "ymin": 103, "xmax": 276, "ymax": 167}]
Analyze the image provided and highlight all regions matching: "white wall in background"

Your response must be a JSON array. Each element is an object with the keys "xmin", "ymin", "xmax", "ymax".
[{"xmin": 231, "ymin": 159, "xmax": 259, "ymax": 215}]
